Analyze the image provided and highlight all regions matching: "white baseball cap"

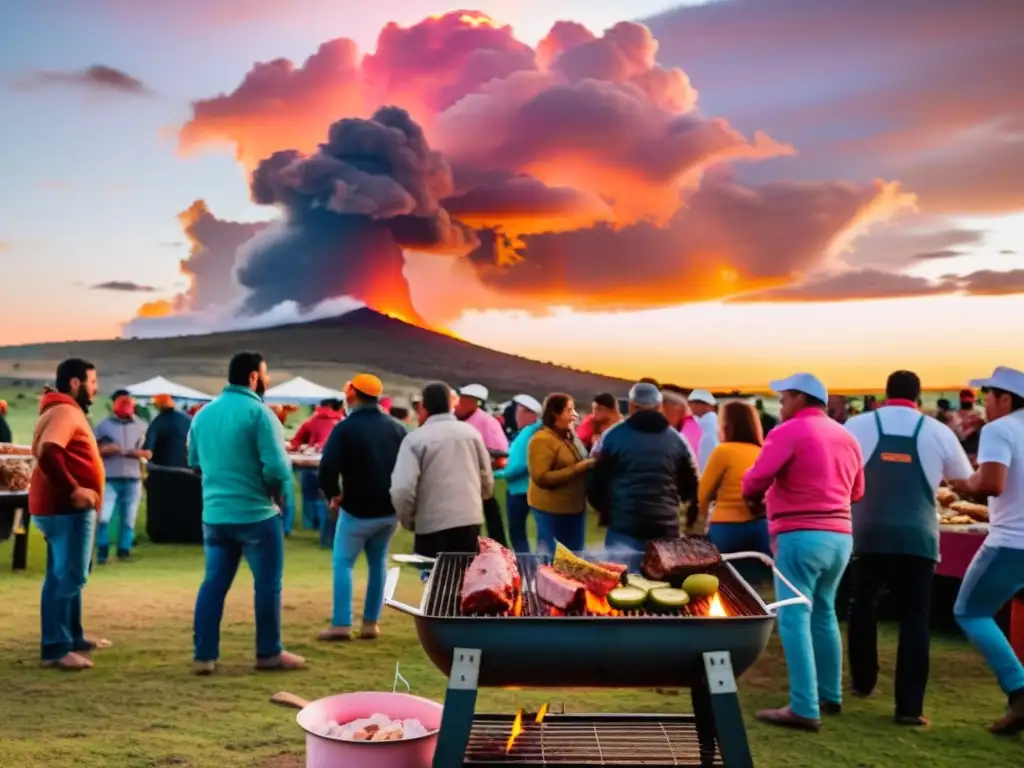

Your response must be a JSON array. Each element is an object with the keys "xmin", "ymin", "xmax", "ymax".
[
  {"xmin": 511, "ymin": 394, "xmax": 542, "ymax": 414},
  {"xmin": 687, "ymin": 389, "xmax": 717, "ymax": 407},
  {"xmin": 770, "ymin": 373, "xmax": 828, "ymax": 404},
  {"xmin": 459, "ymin": 383, "xmax": 490, "ymax": 402},
  {"xmin": 969, "ymin": 366, "xmax": 1024, "ymax": 400}
]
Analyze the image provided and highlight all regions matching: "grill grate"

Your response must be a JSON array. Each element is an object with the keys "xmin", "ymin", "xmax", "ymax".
[
  {"xmin": 463, "ymin": 714, "xmax": 722, "ymax": 766},
  {"xmin": 424, "ymin": 553, "xmax": 766, "ymax": 619}
]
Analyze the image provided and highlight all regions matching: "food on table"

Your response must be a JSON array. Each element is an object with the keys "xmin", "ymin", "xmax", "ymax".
[
  {"xmin": 535, "ymin": 564, "xmax": 586, "ymax": 612},
  {"xmin": 552, "ymin": 542, "xmax": 622, "ymax": 596},
  {"xmin": 316, "ymin": 713, "xmax": 429, "ymax": 741},
  {"xmin": 682, "ymin": 573, "xmax": 720, "ymax": 598},
  {"xmin": 0, "ymin": 443, "xmax": 32, "ymax": 456},
  {"xmin": 936, "ymin": 487, "xmax": 958, "ymax": 507},
  {"xmin": 949, "ymin": 500, "xmax": 988, "ymax": 523},
  {"xmin": 0, "ymin": 455, "xmax": 34, "ymax": 492},
  {"xmin": 641, "ymin": 536, "xmax": 721, "ymax": 581},
  {"xmin": 460, "ymin": 539, "xmax": 519, "ymax": 614},
  {"xmin": 607, "ymin": 585, "xmax": 647, "ymax": 610},
  {"xmin": 626, "ymin": 573, "xmax": 669, "ymax": 591},
  {"xmin": 941, "ymin": 515, "xmax": 974, "ymax": 525},
  {"xmin": 648, "ymin": 587, "xmax": 691, "ymax": 609}
]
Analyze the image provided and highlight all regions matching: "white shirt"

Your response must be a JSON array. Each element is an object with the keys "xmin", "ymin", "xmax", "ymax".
[
  {"xmin": 695, "ymin": 412, "xmax": 719, "ymax": 473},
  {"xmin": 976, "ymin": 410, "xmax": 1024, "ymax": 549},
  {"xmin": 845, "ymin": 405, "xmax": 972, "ymax": 490}
]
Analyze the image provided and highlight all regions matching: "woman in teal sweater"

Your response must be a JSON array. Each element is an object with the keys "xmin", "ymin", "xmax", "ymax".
[{"xmin": 494, "ymin": 395, "xmax": 543, "ymax": 553}]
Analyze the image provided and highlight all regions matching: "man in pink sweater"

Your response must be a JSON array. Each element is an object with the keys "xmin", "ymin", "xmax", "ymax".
[
  {"xmin": 742, "ymin": 372, "xmax": 865, "ymax": 732},
  {"xmin": 456, "ymin": 384, "xmax": 509, "ymax": 547}
]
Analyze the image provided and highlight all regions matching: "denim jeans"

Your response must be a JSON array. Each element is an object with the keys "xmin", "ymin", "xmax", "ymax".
[
  {"xmin": 332, "ymin": 511, "xmax": 397, "ymax": 627},
  {"xmin": 707, "ymin": 519, "xmax": 771, "ymax": 555},
  {"xmin": 298, "ymin": 469, "xmax": 323, "ymax": 531},
  {"xmin": 955, "ymin": 544, "xmax": 1024, "ymax": 696},
  {"xmin": 604, "ymin": 529, "xmax": 646, "ymax": 571},
  {"xmin": 319, "ymin": 502, "xmax": 335, "ymax": 549},
  {"xmin": 97, "ymin": 477, "xmax": 141, "ymax": 561},
  {"xmin": 532, "ymin": 508, "xmax": 586, "ymax": 555},
  {"xmin": 35, "ymin": 511, "xmax": 95, "ymax": 660},
  {"xmin": 773, "ymin": 530, "xmax": 853, "ymax": 719},
  {"xmin": 506, "ymin": 492, "xmax": 531, "ymax": 553},
  {"xmin": 193, "ymin": 515, "xmax": 284, "ymax": 661}
]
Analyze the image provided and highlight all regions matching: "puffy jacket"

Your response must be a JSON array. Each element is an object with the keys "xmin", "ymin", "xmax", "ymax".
[{"xmin": 586, "ymin": 410, "xmax": 699, "ymax": 540}]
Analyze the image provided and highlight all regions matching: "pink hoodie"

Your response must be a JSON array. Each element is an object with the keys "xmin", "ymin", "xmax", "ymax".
[{"xmin": 680, "ymin": 415, "xmax": 703, "ymax": 457}]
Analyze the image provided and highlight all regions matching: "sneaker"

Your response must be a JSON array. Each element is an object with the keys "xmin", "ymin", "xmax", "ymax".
[
  {"xmin": 194, "ymin": 660, "xmax": 216, "ymax": 676},
  {"xmin": 359, "ymin": 622, "xmax": 381, "ymax": 640},
  {"xmin": 42, "ymin": 652, "xmax": 93, "ymax": 671},
  {"xmin": 117, "ymin": 550, "xmax": 133, "ymax": 562},
  {"xmin": 318, "ymin": 627, "xmax": 353, "ymax": 642},
  {"xmin": 820, "ymin": 701, "xmax": 843, "ymax": 715},
  {"xmin": 255, "ymin": 650, "xmax": 306, "ymax": 671}
]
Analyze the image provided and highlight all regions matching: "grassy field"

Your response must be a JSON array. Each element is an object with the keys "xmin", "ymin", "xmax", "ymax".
[{"xmin": 2, "ymin": 387, "xmax": 1021, "ymax": 767}]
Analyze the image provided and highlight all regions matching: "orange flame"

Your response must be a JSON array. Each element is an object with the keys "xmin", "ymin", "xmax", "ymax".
[
  {"xmin": 584, "ymin": 591, "xmax": 616, "ymax": 616},
  {"xmin": 708, "ymin": 593, "xmax": 728, "ymax": 617},
  {"xmin": 535, "ymin": 703, "xmax": 548, "ymax": 724},
  {"xmin": 511, "ymin": 593, "xmax": 523, "ymax": 617},
  {"xmin": 506, "ymin": 708, "xmax": 523, "ymax": 752}
]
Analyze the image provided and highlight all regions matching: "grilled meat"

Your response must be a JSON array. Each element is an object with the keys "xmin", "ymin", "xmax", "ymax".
[
  {"xmin": 535, "ymin": 565, "xmax": 585, "ymax": 612},
  {"xmin": 642, "ymin": 536, "xmax": 721, "ymax": 581},
  {"xmin": 552, "ymin": 543, "xmax": 622, "ymax": 596},
  {"xmin": 460, "ymin": 540, "xmax": 519, "ymax": 614},
  {"xmin": 479, "ymin": 536, "xmax": 521, "ymax": 590}
]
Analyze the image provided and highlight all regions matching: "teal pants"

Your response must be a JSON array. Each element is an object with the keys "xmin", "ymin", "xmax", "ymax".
[
  {"xmin": 773, "ymin": 530, "xmax": 853, "ymax": 719},
  {"xmin": 955, "ymin": 544, "xmax": 1024, "ymax": 696}
]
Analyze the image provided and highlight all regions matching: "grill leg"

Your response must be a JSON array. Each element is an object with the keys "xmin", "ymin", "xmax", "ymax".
[
  {"xmin": 698, "ymin": 651, "xmax": 754, "ymax": 768},
  {"xmin": 434, "ymin": 647, "xmax": 481, "ymax": 768}
]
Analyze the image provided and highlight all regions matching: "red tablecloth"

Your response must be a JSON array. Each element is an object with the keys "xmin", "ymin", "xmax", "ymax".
[{"xmin": 937, "ymin": 528, "xmax": 987, "ymax": 578}]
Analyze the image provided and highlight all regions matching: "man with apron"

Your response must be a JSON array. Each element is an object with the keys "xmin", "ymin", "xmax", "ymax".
[{"xmin": 845, "ymin": 370, "xmax": 973, "ymax": 726}]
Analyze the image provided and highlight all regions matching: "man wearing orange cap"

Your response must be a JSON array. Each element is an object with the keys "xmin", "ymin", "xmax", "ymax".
[
  {"xmin": 0, "ymin": 399, "xmax": 11, "ymax": 443},
  {"xmin": 93, "ymin": 390, "xmax": 151, "ymax": 563},
  {"xmin": 317, "ymin": 373, "xmax": 407, "ymax": 641}
]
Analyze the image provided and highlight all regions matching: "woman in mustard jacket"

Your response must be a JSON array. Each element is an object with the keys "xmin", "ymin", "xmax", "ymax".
[{"xmin": 527, "ymin": 393, "xmax": 594, "ymax": 554}]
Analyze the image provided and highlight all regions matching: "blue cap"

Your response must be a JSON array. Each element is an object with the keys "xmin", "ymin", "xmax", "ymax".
[{"xmin": 769, "ymin": 373, "xmax": 828, "ymax": 404}]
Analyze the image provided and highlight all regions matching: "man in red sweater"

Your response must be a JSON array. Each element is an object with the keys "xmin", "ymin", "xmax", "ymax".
[{"xmin": 30, "ymin": 358, "xmax": 104, "ymax": 671}]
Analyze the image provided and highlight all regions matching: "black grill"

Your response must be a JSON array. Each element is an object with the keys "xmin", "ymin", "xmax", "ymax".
[
  {"xmin": 423, "ymin": 553, "xmax": 766, "ymax": 619},
  {"xmin": 463, "ymin": 714, "xmax": 722, "ymax": 766}
]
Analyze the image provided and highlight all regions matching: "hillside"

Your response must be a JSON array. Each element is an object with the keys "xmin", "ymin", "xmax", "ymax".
[{"xmin": 0, "ymin": 308, "xmax": 634, "ymax": 402}]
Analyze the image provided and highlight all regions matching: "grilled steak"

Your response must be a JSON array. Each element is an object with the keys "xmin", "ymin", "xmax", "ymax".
[
  {"xmin": 460, "ymin": 540, "xmax": 519, "ymax": 614},
  {"xmin": 479, "ymin": 537, "xmax": 521, "ymax": 590},
  {"xmin": 535, "ymin": 565, "xmax": 585, "ymax": 612},
  {"xmin": 642, "ymin": 536, "xmax": 721, "ymax": 581}
]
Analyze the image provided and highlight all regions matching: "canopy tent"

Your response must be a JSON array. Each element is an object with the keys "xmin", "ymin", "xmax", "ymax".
[
  {"xmin": 263, "ymin": 376, "xmax": 344, "ymax": 405},
  {"xmin": 124, "ymin": 376, "xmax": 213, "ymax": 401}
]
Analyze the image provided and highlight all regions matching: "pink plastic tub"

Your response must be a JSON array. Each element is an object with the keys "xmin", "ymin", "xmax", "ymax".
[{"xmin": 272, "ymin": 691, "xmax": 442, "ymax": 768}]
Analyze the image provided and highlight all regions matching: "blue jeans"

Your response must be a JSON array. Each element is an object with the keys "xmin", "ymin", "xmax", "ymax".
[
  {"xmin": 96, "ymin": 477, "xmax": 141, "ymax": 560},
  {"xmin": 332, "ymin": 511, "xmax": 397, "ymax": 627},
  {"xmin": 773, "ymin": 530, "xmax": 853, "ymax": 719},
  {"xmin": 708, "ymin": 519, "xmax": 771, "ymax": 555},
  {"xmin": 298, "ymin": 469, "xmax": 322, "ymax": 530},
  {"xmin": 532, "ymin": 508, "xmax": 586, "ymax": 555},
  {"xmin": 604, "ymin": 529, "xmax": 646, "ymax": 571},
  {"xmin": 955, "ymin": 545, "xmax": 1024, "ymax": 695},
  {"xmin": 36, "ymin": 511, "xmax": 96, "ymax": 660},
  {"xmin": 506, "ymin": 492, "xmax": 531, "ymax": 553},
  {"xmin": 319, "ymin": 503, "xmax": 335, "ymax": 549},
  {"xmin": 193, "ymin": 515, "xmax": 284, "ymax": 661}
]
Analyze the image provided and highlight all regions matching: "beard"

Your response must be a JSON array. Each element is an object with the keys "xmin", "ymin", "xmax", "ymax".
[
  {"xmin": 255, "ymin": 379, "xmax": 266, "ymax": 400},
  {"xmin": 73, "ymin": 387, "xmax": 92, "ymax": 414}
]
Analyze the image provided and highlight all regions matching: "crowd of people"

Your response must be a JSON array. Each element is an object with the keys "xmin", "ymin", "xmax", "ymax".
[{"xmin": 19, "ymin": 352, "xmax": 1024, "ymax": 738}]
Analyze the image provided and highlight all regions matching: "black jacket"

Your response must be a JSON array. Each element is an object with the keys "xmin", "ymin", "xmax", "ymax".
[
  {"xmin": 143, "ymin": 409, "xmax": 191, "ymax": 468},
  {"xmin": 318, "ymin": 406, "xmax": 407, "ymax": 519},
  {"xmin": 586, "ymin": 410, "xmax": 699, "ymax": 541},
  {"xmin": 0, "ymin": 414, "xmax": 11, "ymax": 444}
]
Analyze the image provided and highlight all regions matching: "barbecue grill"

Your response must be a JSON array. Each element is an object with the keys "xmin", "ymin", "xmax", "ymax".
[{"xmin": 385, "ymin": 550, "xmax": 808, "ymax": 768}]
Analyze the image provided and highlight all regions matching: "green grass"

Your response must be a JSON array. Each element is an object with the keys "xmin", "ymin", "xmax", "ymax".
[{"xmin": 2, "ymin": 385, "xmax": 1021, "ymax": 766}]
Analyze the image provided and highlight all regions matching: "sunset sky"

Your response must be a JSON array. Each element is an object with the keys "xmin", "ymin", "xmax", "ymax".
[{"xmin": 1, "ymin": 0, "xmax": 1021, "ymax": 389}]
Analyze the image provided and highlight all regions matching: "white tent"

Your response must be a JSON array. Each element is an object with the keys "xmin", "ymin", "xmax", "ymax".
[
  {"xmin": 263, "ymin": 376, "xmax": 344, "ymax": 405},
  {"xmin": 123, "ymin": 376, "xmax": 214, "ymax": 401}
]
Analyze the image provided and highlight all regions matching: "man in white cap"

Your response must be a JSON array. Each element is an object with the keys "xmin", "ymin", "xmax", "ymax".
[
  {"xmin": 494, "ymin": 394, "xmax": 543, "ymax": 552},
  {"xmin": 455, "ymin": 383, "xmax": 510, "ymax": 547},
  {"xmin": 687, "ymin": 389, "xmax": 719, "ymax": 472},
  {"xmin": 742, "ymin": 372, "xmax": 864, "ymax": 732},
  {"xmin": 948, "ymin": 366, "xmax": 1024, "ymax": 734}
]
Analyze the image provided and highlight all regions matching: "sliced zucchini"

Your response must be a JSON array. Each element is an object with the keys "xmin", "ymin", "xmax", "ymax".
[
  {"xmin": 626, "ymin": 574, "xmax": 668, "ymax": 591},
  {"xmin": 649, "ymin": 587, "xmax": 690, "ymax": 609},
  {"xmin": 607, "ymin": 586, "xmax": 648, "ymax": 610}
]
